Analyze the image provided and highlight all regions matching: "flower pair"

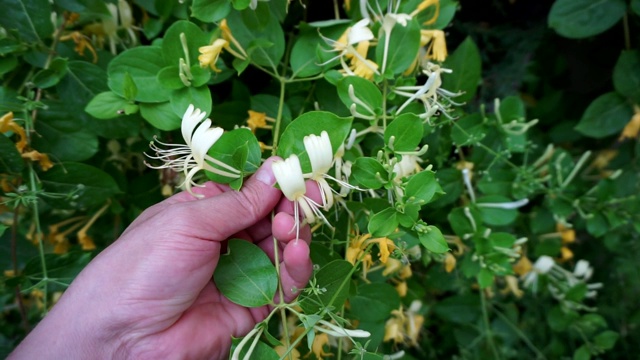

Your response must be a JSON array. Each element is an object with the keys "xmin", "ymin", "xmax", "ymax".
[
  {"xmin": 272, "ymin": 131, "xmax": 359, "ymax": 239},
  {"xmin": 146, "ymin": 105, "xmax": 240, "ymax": 196}
]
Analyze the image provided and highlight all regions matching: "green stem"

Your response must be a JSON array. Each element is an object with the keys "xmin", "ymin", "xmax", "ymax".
[
  {"xmin": 493, "ymin": 306, "xmax": 547, "ymax": 359},
  {"xmin": 28, "ymin": 162, "xmax": 49, "ymax": 313},
  {"xmin": 623, "ymin": 13, "xmax": 631, "ymax": 51},
  {"xmin": 480, "ymin": 290, "xmax": 500, "ymax": 360},
  {"xmin": 271, "ymin": 79, "xmax": 287, "ymax": 155}
]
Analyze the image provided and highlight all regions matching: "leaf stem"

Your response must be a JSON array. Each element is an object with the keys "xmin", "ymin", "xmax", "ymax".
[
  {"xmin": 271, "ymin": 79, "xmax": 287, "ymax": 155},
  {"xmin": 480, "ymin": 290, "xmax": 501, "ymax": 359}
]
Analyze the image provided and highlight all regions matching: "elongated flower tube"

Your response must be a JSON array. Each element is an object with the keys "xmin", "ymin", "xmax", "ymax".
[
  {"xmin": 146, "ymin": 104, "xmax": 241, "ymax": 196},
  {"xmin": 272, "ymin": 154, "xmax": 327, "ymax": 239}
]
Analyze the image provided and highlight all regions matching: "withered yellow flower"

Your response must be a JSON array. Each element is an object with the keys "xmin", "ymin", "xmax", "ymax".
[
  {"xmin": 444, "ymin": 252, "xmax": 456, "ymax": 273},
  {"xmin": 512, "ymin": 256, "xmax": 533, "ymax": 276},
  {"xmin": 311, "ymin": 332, "xmax": 332, "ymax": 358},
  {"xmin": 619, "ymin": 105, "xmax": 640, "ymax": 140}
]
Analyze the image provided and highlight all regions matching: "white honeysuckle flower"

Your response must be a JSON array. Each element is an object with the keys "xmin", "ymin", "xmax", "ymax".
[
  {"xmin": 380, "ymin": 12, "xmax": 412, "ymax": 73},
  {"xmin": 348, "ymin": 19, "xmax": 375, "ymax": 44},
  {"xmin": 477, "ymin": 198, "xmax": 530, "ymax": 209},
  {"xmin": 304, "ymin": 131, "xmax": 363, "ymax": 205},
  {"xmin": 522, "ymin": 255, "xmax": 555, "ymax": 291},
  {"xmin": 146, "ymin": 104, "xmax": 241, "ymax": 197},
  {"xmin": 573, "ymin": 259, "xmax": 593, "ymax": 279},
  {"xmin": 393, "ymin": 154, "xmax": 421, "ymax": 180},
  {"xmin": 315, "ymin": 319, "xmax": 371, "ymax": 338},
  {"xmin": 272, "ymin": 154, "xmax": 328, "ymax": 239},
  {"xmin": 394, "ymin": 63, "xmax": 462, "ymax": 118},
  {"xmin": 533, "ymin": 255, "xmax": 555, "ymax": 274}
]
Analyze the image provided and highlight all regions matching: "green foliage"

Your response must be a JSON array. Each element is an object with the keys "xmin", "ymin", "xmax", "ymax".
[{"xmin": 1, "ymin": 0, "xmax": 638, "ymax": 359}]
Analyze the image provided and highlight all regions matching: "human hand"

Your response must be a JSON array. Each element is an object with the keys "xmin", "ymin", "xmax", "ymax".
[{"xmin": 10, "ymin": 157, "xmax": 316, "ymax": 360}]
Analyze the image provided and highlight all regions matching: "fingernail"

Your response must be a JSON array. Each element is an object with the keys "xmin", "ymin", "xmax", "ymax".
[{"xmin": 255, "ymin": 157, "xmax": 278, "ymax": 186}]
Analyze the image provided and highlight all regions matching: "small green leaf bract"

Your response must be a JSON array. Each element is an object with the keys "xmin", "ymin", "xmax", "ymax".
[{"xmin": 214, "ymin": 239, "xmax": 277, "ymax": 308}]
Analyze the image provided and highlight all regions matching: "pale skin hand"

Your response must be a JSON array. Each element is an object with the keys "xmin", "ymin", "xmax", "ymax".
[{"xmin": 10, "ymin": 157, "xmax": 319, "ymax": 360}]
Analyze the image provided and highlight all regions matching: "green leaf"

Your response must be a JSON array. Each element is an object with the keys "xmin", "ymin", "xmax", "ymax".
[
  {"xmin": 548, "ymin": 0, "xmax": 626, "ymax": 39},
  {"xmin": 337, "ymin": 76, "xmax": 382, "ymax": 117},
  {"xmin": 573, "ymin": 346, "xmax": 591, "ymax": 360},
  {"xmin": 32, "ymin": 58, "xmax": 68, "ymax": 89},
  {"xmin": 594, "ymin": 330, "xmax": 619, "ymax": 351},
  {"xmin": 350, "ymin": 283, "xmax": 401, "ymax": 322},
  {"xmin": 85, "ymin": 92, "xmax": 130, "ymax": 119},
  {"xmin": 162, "ymin": 20, "xmax": 209, "ymax": 66},
  {"xmin": 140, "ymin": 102, "xmax": 181, "ymax": 131},
  {"xmin": 451, "ymin": 113, "xmax": 486, "ymax": 146},
  {"xmin": 418, "ymin": 225, "xmax": 448, "ymax": 253},
  {"xmin": 276, "ymin": 111, "xmax": 352, "ymax": 173},
  {"xmin": 575, "ymin": 92, "xmax": 633, "ymax": 138},
  {"xmin": 442, "ymin": 37, "xmax": 481, "ymax": 102},
  {"xmin": 32, "ymin": 113, "xmax": 99, "ymax": 162},
  {"xmin": 368, "ymin": 208, "xmax": 399, "ymax": 237},
  {"xmin": 0, "ymin": 0, "xmax": 54, "ymax": 43},
  {"xmin": 232, "ymin": 0, "xmax": 251, "ymax": 10},
  {"xmin": 433, "ymin": 294, "xmax": 481, "ymax": 324},
  {"xmin": 157, "ymin": 66, "xmax": 185, "ymax": 90},
  {"xmin": 477, "ymin": 268, "xmax": 494, "ymax": 289},
  {"xmin": 205, "ymin": 128, "xmax": 261, "ymax": 185},
  {"xmin": 300, "ymin": 259, "xmax": 353, "ymax": 314},
  {"xmin": 384, "ymin": 113, "xmax": 423, "ymax": 152},
  {"xmin": 23, "ymin": 252, "xmax": 91, "ymax": 283},
  {"xmin": 171, "ymin": 86, "xmax": 212, "ymax": 117},
  {"xmin": 226, "ymin": 4, "xmax": 285, "ymax": 68},
  {"xmin": 191, "ymin": 0, "xmax": 231, "ymax": 22},
  {"xmin": 351, "ymin": 157, "xmax": 388, "ymax": 190},
  {"xmin": 613, "ymin": 50, "xmax": 640, "ymax": 104},
  {"xmin": 214, "ymin": 239, "xmax": 278, "ymax": 307},
  {"xmin": 499, "ymin": 96, "xmax": 525, "ymax": 123},
  {"xmin": 108, "ymin": 46, "xmax": 171, "ymax": 103},
  {"xmin": 57, "ymin": 61, "xmax": 108, "ymax": 114},
  {"xmin": 375, "ymin": 17, "xmax": 421, "ymax": 76},
  {"xmin": 290, "ymin": 24, "xmax": 325, "ymax": 78},
  {"xmin": 0, "ymin": 134, "xmax": 23, "ymax": 174},
  {"xmin": 40, "ymin": 162, "xmax": 120, "ymax": 210},
  {"xmin": 633, "ymin": 0, "xmax": 640, "ymax": 16},
  {"xmin": 404, "ymin": 170, "xmax": 442, "ymax": 205}
]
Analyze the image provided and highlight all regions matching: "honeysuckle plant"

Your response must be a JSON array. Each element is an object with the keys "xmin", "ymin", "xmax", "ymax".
[{"xmin": 1, "ymin": 0, "xmax": 638, "ymax": 359}]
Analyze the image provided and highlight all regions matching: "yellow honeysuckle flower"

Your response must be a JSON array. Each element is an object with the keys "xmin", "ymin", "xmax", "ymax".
[
  {"xmin": 382, "ymin": 257, "xmax": 403, "ymax": 276},
  {"xmin": 60, "ymin": 31, "xmax": 98, "ymax": 63},
  {"xmin": 348, "ymin": 56, "xmax": 379, "ymax": 80},
  {"xmin": 411, "ymin": 0, "xmax": 440, "ymax": 25},
  {"xmin": 512, "ymin": 256, "xmax": 533, "ymax": 276},
  {"xmin": 198, "ymin": 38, "xmax": 228, "ymax": 72},
  {"xmin": 369, "ymin": 237, "xmax": 396, "ymax": 264},
  {"xmin": 274, "ymin": 346, "xmax": 300, "ymax": 360},
  {"xmin": 21, "ymin": 150, "xmax": 54, "ymax": 171},
  {"xmin": 399, "ymin": 263, "xmax": 412, "ymax": 279},
  {"xmin": 619, "ymin": 105, "xmax": 640, "ymax": 140},
  {"xmin": 219, "ymin": 19, "xmax": 247, "ymax": 59},
  {"xmin": 395, "ymin": 281, "xmax": 408, "ymax": 297},
  {"xmin": 383, "ymin": 310, "xmax": 405, "ymax": 344},
  {"xmin": 310, "ymin": 332, "xmax": 332, "ymax": 358},
  {"xmin": 420, "ymin": 29, "xmax": 447, "ymax": 62},
  {"xmin": 501, "ymin": 275, "xmax": 524, "ymax": 298},
  {"xmin": 246, "ymin": 110, "xmax": 273, "ymax": 132},
  {"xmin": 556, "ymin": 223, "xmax": 576, "ymax": 244},
  {"xmin": 0, "ymin": 112, "xmax": 27, "ymax": 152},
  {"xmin": 559, "ymin": 246, "xmax": 574, "ymax": 262},
  {"xmin": 444, "ymin": 252, "xmax": 456, "ymax": 273}
]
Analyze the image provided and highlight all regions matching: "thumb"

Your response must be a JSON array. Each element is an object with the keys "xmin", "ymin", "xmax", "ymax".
[{"xmin": 176, "ymin": 157, "xmax": 283, "ymax": 241}]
